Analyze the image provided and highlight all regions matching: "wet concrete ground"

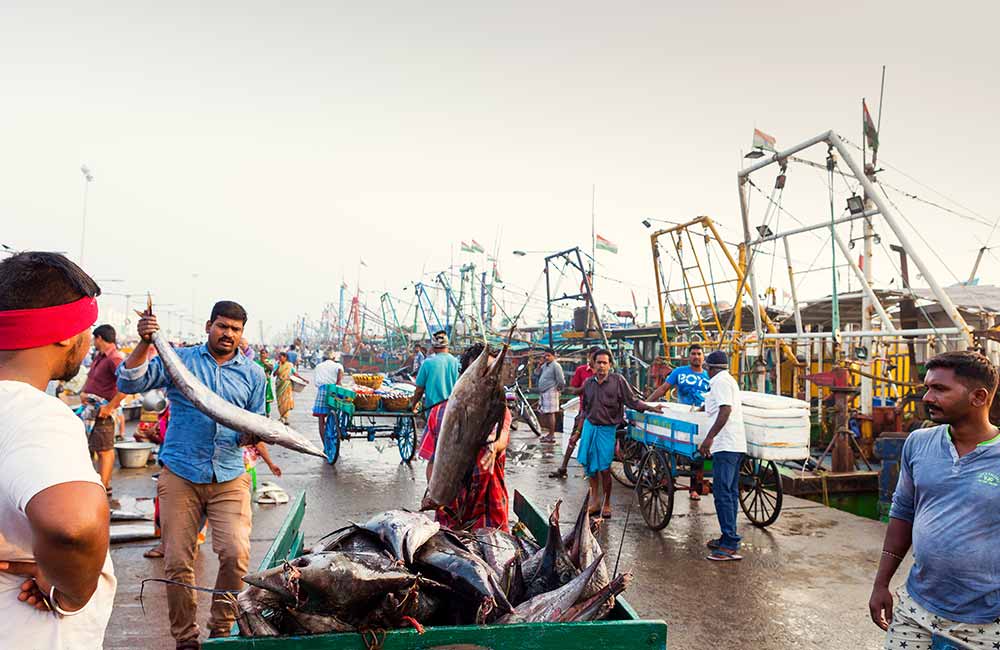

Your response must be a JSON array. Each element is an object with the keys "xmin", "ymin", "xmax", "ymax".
[{"xmin": 105, "ymin": 372, "xmax": 903, "ymax": 649}]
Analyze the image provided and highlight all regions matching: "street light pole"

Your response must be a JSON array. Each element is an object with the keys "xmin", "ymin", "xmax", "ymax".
[{"xmin": 79, "ymin": 165, "xmax": 94, "ymax": 266}]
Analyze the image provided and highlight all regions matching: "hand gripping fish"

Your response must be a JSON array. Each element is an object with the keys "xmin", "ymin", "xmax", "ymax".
[
  {"xmin": 421, "ymin": 335, "xmax": 511, "ymax": 510},
  {"xmin": 139, "ymin": 298, "xmax": 325, "ymax": 458}
]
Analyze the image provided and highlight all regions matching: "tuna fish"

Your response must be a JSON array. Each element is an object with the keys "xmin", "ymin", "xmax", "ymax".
[
  {"xmin": 523, "ymin": 501, "xmax": 578, "ymax": 599},
  {"xmin": 233, "ymin": 586, "xmax": 281, "ymax": 637},
  {"xmin": 242, "ymin": 551, "xmax": 442, "ymax": 618},
  {"xmin": 140, "ymin": 299, "xmax": 324, "ymax": 458},
  {"xmin": 313, "ymin": 524, "xmax": 392, "ymax": 558},
  {"xmin": 283, "ymin": 609, "xmax": 355, "ymax": 635},
  {"xmin": 499, "ymin": 553, "xmax": 606, "ymax": 624},
  {"xmin": 473, "ymin": 528, "xmax": 522, "ymax": 578},
  {"xmin": 421, "ymin": 341, "xmax": 509, "ymax": 509},
  {"xmin": 414, "ymin": 531, "xmax": 513, "ymax": 621},
  {"xmin": 359, "ymin": 510, "xmax": 440, "ymax": 564},
  {"xmin": 557, "ymin": 572, "xmax": 631, "ymax": 623}
]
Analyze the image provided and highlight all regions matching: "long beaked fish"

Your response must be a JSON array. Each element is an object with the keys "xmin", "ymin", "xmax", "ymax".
[
  {"xmin": 422, "ymin": 341, "xmax": 509, "ymax": 509},
  {"xmin": 557, "ymin": 572, "xmax": 631, "ymax": 623},
  {"xmin": 143, "ymin": 306, "xmax": 325, "ymax": 458},
  {"xmin": 498, "ymin": 553, "xmax": 605, "ymax": 624}
]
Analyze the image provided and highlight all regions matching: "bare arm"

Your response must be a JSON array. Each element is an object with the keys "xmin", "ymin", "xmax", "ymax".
[
  {"xmin": 254, "ymin": 443, "xmax": 282, "ymax": 477},
  {"xmin": 0, "ymin": 482, "xmax": 111, "ymax": 612},
  {"xmin": 698, "ymin": 405, "xmax": 731, "ymax": 456},
  {"xmin": 646, "ymin": 380, "xmax": 673, "ymax": 402},
  {"xmin": 869, "ymin": 518, "xmax": 913, "ymax": 630}
]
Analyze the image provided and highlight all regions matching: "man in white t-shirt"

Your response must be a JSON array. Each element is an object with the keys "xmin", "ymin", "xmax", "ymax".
[
  {"xmin": 312, "ymin": 350, "xmax": 344, "ymax": 440},
  {"xmin": 698, "ymin": 350, "xmax": 747, "ymax": 562},
  {"xmin": 0, "ymin": 251, "xmax": 117, "ymax": 649}
]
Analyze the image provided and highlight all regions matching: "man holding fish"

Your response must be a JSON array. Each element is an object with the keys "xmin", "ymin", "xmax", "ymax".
[{"xmin": 117, "ymin": 300, "xmax": 267, "ymax": 648}]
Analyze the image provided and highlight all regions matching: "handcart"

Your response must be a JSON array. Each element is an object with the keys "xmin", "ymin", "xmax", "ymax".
[
  {"xmin": 322, "ymin": 385, "xmax": 419, "ymax": 465},
  {"xmin": 623, "ymin": 408, "xmax": 784, "ymax": 531}
]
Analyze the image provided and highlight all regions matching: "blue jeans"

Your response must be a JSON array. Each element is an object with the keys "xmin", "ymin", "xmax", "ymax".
[{"xmin": 712, "ymin": 451, "xmax": 744, "ymax": 550}]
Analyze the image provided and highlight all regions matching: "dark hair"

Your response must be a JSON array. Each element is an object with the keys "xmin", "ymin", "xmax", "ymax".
[
  {"xmin": 588, "ymin": 346, "xmax": 601, "ymax": 357},
  {"xmin": 0, "ymin": 251, "xmax": 101, "ymax": 311},
  {"xmin": 210, "ymin": 300, "xmax": 248, "ymax": 325},
  {"xmin": 926, "ymin": 351, "xmax": 999, "ymax": 395},
  {"xmin": 544, "ymin": 347, "xmax": 556, "ymax": 355},
  {"xmin": 460, "ymin": 343, "xmax": 493, "ymax": 374},
  {"xmin": 593, "ymin": 349, "xmax": 613, "ymax": 363},
  {"xmin": 688, "ymin": 343, "xmax": 703, "ymax": 353},
  {"xmin": 93, "ymin": 324, "xmax": 117, "ymax": 344}
]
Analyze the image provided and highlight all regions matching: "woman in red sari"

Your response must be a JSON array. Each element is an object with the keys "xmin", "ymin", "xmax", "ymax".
[{"xmin": 417, "ymin": 343, "xmax": 511, "ymax": 531}]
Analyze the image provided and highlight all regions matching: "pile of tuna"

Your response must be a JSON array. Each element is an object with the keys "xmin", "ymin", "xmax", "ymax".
[{"xmin": 234, "ymin": 498, "xmax": 631, "ymax": 636}]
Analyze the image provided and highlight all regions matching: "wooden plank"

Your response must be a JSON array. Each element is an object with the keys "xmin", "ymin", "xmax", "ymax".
[{"xmin": 208, "ymin": 619, "xmax": 666, "ymax": 649}]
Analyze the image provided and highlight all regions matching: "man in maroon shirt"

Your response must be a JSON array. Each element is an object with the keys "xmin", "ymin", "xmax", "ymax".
[
  {"xmin": 80, "ymin": 324, "xmax": 127, "ymax": 493},
  {"xmin": 550, "ymin": 347, "xmax": 599, "ymax": 479}
]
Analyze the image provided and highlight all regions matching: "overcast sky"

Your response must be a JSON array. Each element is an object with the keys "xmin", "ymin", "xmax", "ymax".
[{"xmin": 2, "ymin": 1, "xmax": 997, "ymax": 343}]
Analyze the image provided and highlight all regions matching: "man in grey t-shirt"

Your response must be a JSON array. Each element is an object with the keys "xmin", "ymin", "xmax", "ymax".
[{"xmin": 870, "ymin": 351, "xmax": 1000, "ymax": 648}]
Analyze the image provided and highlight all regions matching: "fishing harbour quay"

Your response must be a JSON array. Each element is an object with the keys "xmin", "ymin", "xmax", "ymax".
[
  {"xmin": 104, "ymin": 376, "xmax": 893, "ymax": 649},
  {"xmin": 5, "ymin": 5, "xmax": 1000, "ymax": 648}
]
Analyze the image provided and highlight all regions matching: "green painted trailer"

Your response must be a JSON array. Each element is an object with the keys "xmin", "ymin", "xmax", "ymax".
[{"xmin": 206, "ymin": 490, "xmax": 667, "ymax": 649}]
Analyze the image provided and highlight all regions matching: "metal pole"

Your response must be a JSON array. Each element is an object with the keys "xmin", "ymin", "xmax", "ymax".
[
  {"xmin": 828, "ymin": 132, "xmax": 973, "ymax": 346},
  {"xmin": 79, "ymin": 172, "xmax": 91, "ymax": 266},
  {"xmin": 832, "ymin": 230, "xmax": 898, "ymax": 333},
  {"xmin": 751, "ymin": 208, "xmax": 879, "ymax": 246},
  {"xmin": 783, "ymin": 236, "xmax": 804, "ymax": 336},
  {"xmin": 651, "ymin": 234, "xmax": 670, "ymax": 355},
  {"xmin": 764, "ymin": 327, "xmax": 958, "ymax": 340},
  {"xmin": 805, "ymin": 324, "xmax": 813, "ymax": 404},
  {"xmin": 969, "ymin": 247, "xmax": 987, "ymax": 285},
  {"xmin": 544, "ymin": 260, "xmax": 553, "ymax": 347},
  {"xmin": 737, "ymin": 176, "xmax": 764, "ymax": 354}
]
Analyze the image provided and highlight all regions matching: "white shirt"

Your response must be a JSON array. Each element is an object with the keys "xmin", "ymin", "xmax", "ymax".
[
  {"xmin": 703, "ymin": 371, "xmax": 747, "ymax": 454},
  {"xmin": 314, "ymin": 360, "xmax": 343, "ymax": 387},
  {"xmin": 0, "ymin": 381, "xmax": 117, "ymax": 650}
]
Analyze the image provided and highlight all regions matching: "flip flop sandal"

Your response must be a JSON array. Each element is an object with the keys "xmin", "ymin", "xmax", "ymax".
[
  {"xmin": 548, "ymin": 469, "xmax": 568, "ymax": 479},
  {"xmin": 143, "ymin": 546, "xmax": 165, "ymax": 559},
  {"xmin": 601, "ymin": 510, "xmax": 613, "ymax": 520},
  {"xmin": 706, "ymin": 538, "xmax": 723, "ymax": 550},
  {"xmin": 706, "ymin": 549, "xmax": 743, "ymax": 561}
]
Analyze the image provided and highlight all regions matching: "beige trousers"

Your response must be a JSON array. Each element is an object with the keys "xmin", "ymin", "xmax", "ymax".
[{"xmin": 158, "ymin": 466, "xmax": 252, "ymax": 643}]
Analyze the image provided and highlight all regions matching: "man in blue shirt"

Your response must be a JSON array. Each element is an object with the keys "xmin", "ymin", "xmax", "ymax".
[
  {"xmin": 870, "ymin": 351, "xmax": 1000, "ymax": 648},
  {"xmin": 410, "ymin": 331, "xmax": 459, "ymax": 412},
  {"xmin": 117, "ymin": 300, "xmax": 266, "ymax": 648},
  {"xmin": 647, "ymin": 344, "xmax": 711, "ymax": 500}
]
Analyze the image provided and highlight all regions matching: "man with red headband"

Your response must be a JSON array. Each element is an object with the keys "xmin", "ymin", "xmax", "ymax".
[{"xmin": 0, "ymin": 252, "xmax": 116, "ymax": 649}]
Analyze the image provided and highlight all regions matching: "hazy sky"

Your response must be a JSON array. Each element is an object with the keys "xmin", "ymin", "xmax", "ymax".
[{"xmin": 3, "ymin": 2, "xmax": 998, "ymax": 343}]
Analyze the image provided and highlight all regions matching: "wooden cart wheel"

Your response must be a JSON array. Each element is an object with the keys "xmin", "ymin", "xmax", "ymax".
[
  {"xmin": 323, "ymin": 411, "xmax": 345, "ymax": 465},
  {"xmin": 739, "ymin": 457, "xmax": 783, "ymax": 528},
  {"xmin": 635, "ymin": 449, "xmax": 675, "ymax": 531},
  {"xmin": 395, "ymin": 417, "xmax": 417, "ymax": 463},
  {"xmin": 613, "ymin": 432, "xmax": 645, "ymax": 488}
]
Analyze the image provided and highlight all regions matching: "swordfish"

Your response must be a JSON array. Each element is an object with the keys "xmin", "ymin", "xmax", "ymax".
[
  {"xmin": 142, "ymin": 301, "xmax": 325, "ymax": 458},
  {"xmin": 421, "ymin": 337, "xmax": 510, "ymax": 510}
]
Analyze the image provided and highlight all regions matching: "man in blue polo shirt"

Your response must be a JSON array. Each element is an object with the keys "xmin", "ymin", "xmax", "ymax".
[
  {"xmin": 118, "ymin": 300, "xmax": 266, "ymax": 648},
  {"xmin": 870, "ymin": 351, "xmax": 1000, "ymax": 648},
  {"xmin": 647, "ymin": 343, "xmax": 711, "ymax": 499}
]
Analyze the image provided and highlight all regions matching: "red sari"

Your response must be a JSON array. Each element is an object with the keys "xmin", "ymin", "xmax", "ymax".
[{"xmin": 419, "ymin": 402, "xmax": 511, "ymax": 531}]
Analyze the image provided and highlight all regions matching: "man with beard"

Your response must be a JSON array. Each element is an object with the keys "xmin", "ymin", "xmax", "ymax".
[
  {"xmin": 0, "ymin": 252, "xmax": 116, "ymax": 649},
  {"xmin": 117, "ymin": 300, "xmax": 266, "ymax": 648},
  {"xmin": 870, "ymin": 351, "xmax": 1000, "ymax": 647}
]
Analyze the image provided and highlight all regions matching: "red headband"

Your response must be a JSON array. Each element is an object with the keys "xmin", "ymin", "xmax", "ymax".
[{"xmin": 0, "ymin": 297, "xmax": 99, "ymax": 351}]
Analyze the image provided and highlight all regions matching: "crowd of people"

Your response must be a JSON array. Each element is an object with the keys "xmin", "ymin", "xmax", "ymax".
[{"xmin": 2, "ymin": 250, "xmax": 999, "ymax": 650}]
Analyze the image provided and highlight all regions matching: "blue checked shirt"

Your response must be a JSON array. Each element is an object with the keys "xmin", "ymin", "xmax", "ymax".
[{"xmin": 117, "ymin": 344, "xmax": 267, "ymax": 484}]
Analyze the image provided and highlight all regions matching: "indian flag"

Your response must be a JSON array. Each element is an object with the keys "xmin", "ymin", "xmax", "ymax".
[
  {"xmin": 470, "ymin": 239, "xmax": 486, "ymax": 254},
  {"xmin": 863, "ymin": 100, "xmax": 879, "ymax": 151},
  {"xmin": 461, "ymin": 241, "xmax": 475, "ymax": 253},
  {"xmin": 752, "ymin": 128, "xmax": 777, "ymax": 153},
  {"xmin": 596, "ymin": 234, "xmax": 618, "ymax": 254}
]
